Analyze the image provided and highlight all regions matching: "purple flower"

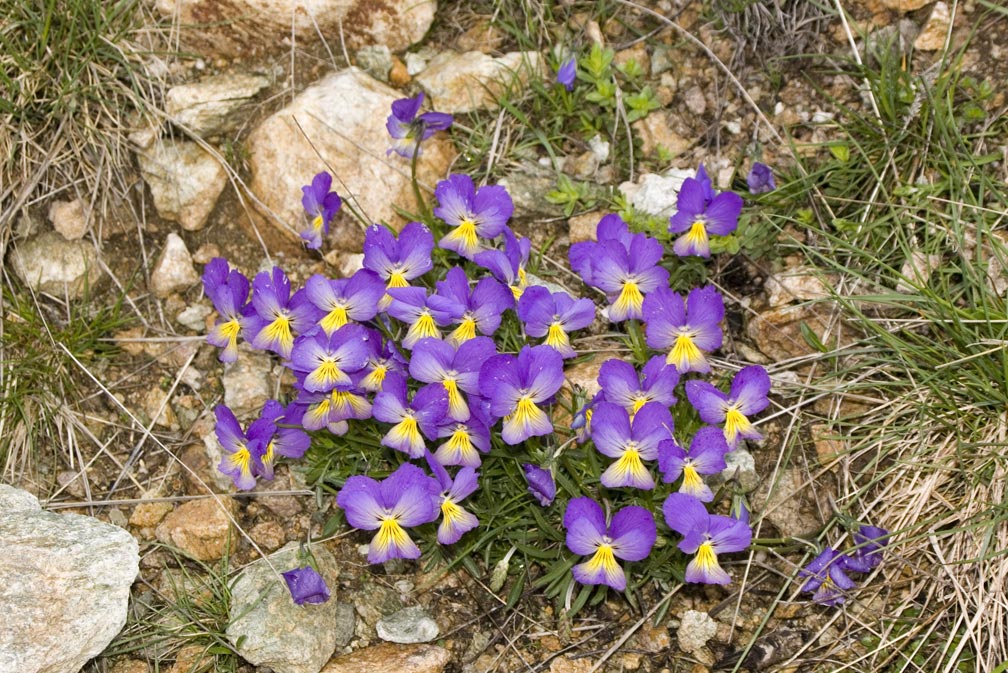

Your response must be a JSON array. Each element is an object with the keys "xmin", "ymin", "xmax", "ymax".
[
  {"xmin": 668, "ymin": 164, "xmax": 743, "ymax": 258},
  {"xmin": 300, "ymin": 172, "xmax": 342, "ymax": 250},
  {"xmin": 589, "ymin": 234, "xmax": 669, "ymax": 322},
  {"xmin": 569, "ymin": 214, "xmax": 632, "ymax": 286},
  {"xmin": 556, "ymin": 56, "xmax": 576, "ymax": 91},
  {"xmin": 686, "ymin": 365, "xmax": 770, "ymax": 449},
  {"xmin": 244, "ymin": 267, "xmax": 318, "ymax": 359},
  {"xmin": 658, "ymin": 426, "xmax": 730, "ymax": 502},
  {"xmin": 522, "ymin": 463, "xmax": 556, "ymax": 506},
  {"xmin": 282, "ymin": 566, "xmax": 331, "ymax": 605},
  {"xmin": 642, "ymin": 285, "xmax": 724, "ymax": 374},
  {"xmin": 372, "ymin": 373, "xmax": 448, "ymax": 458},
  {"xmin": 357, "ymin": 330, "xmax": 408, "ymax": 393},
  {"xmin": 598, "ymin": 355, "xmax": 679, "ymax": 417},
  {"xmin": 336, "ymin": 463, "xmax": 440, "ymax": 563},
  {"xmin": 363, "ymin": 222, "xmax": 435, "ymax": 306},
  {"xmin": 517, "ymin": 286, "xmax": 596, "ymax": 359},
  {"xmin": 663, "ymin": 493, "xmax": 751, "ymax": 585},
  {"xmin": 429, "ymin": 267, "xmax": 512, "ymax": 346},
  {"xmin": 303, "ymin": 270, "xmax": 385, "ymax": 336},
  {"xmin": 590, "ymin": 401, "xmax": 672, "ymax": 490},
  {"xmin": 799, "ymin": 548, "xmax": 858, "ymax": 606},
  {"xmin": 386, "ymin": 92, "xmax": 453, "ymax": 158},
  {"xmin": 386, "ymin": 286, "xmax": 453, "ymax": 349},
  {"xmin": 434, "ymin": 404, "xmax": 492, "ymax": 467},
  {"xmin": 426, "ymin": 452, "xmax": 480, "ymax": 544},
  {"xmin": 473, "ymin": 228, "xmax": 530, "ymax": 300},
  {"xmin": 202, "ymin": 258, "xmax": 251, "ymax": 363},
  {"xmin": 245, "ymin": 399, "xmax": 311, "ymax": 481},
  {"xmin": 479, "ymin": 345, "xmax": 565, "ymax": 444},
  {"xmin": 410, "ymin": 337, "xmax": 496, "ymax": 421},
  {"xmin": 843, "ymin": 525, "xmax": 890, "ymax": 573},
  {"xmin": 564, "ymin": 497, "xmax": 656, "ymax": 591},
  {"xmin": 298, "ymin": 385, "xmax": 373, "ymax": 431},
  {"xmin": 214, "ymin": 404, "xmax": 263, "ymax": 490},
  {"xmin": 288, "ymin": 324, "xmax": 371, "ymax": 393},
  {"xmin": 434, "ymin": 174, "xmax": 514, "ymax": 260},
  {"xmin": 747, "ymin": 162, "xmax": 776, "ymax": 194}
]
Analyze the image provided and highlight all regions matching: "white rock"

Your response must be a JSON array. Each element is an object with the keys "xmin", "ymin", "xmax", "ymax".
[
  {"xmin": 228, "ymin": 543, "xmax": 344, "ymax": 673},
  {"xmin": 137, "ymin": 139, "xmax": 228, "ymax": 231},
  {"xmin": 7, "ymin": 231, "xmax": 103, "ymax": 298},
  {"xmin": 151, "ymin": 233, "xmax": 200, "ymax": 297},
  {"xmin": 376, "ymin": 606, "xmax": 440, "ymax": 644},
  {"xmin": 677, "ymin": 609, "xmax": 717, "ymax": 655},
  {"xmin": 246, "ymin": 68, "xmax": 453, "ymax": 253},
  {"xmin": 166, "ymin": 73, "xmax": 271, "ymax": 136},
  {"xmin": 48, "ymin": 198, "xmax": 90, "ymax": 240},
  {"xmin": 766, "ymin": 267, "xmax": 835, "ymax": 307},
  {"xmin": 915, "ymin": 2, "xmax": 951, "ymax": 51},
  {"xmin": 881, "ymin": 0, "xmax": 932, "ymax": 12},
  {"xmin": 177, "ymin": 303, "xmax": 212, "ymax": 331},
  {"xmin": 222, "ymin": 348, "xmax": 274, "ymax": 419},
  {"xmin": 0, "ymin": 485, "xmax": 139, "ymax": 673},
  {"xmin": 416, "ymin": 50, "xmax": 545, "ymax": 113},
  {"xmin": 897, "ymin": 251, "xmax": 942, "ymax": 293},
  {"xmin": 619, "ymin": 169, "xmax": 694, "ymax": 218},
  {"xmin": 152, "ymin": 0, "xmax": 436, "ymax": 58}
]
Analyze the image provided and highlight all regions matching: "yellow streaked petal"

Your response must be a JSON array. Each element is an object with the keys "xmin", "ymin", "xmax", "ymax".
[
  {"xmin": 261, "ymin": 316, "xmax": 294, "ymax": 355},
  {"xmin": 404, "ymin": 312, "xmax": 440, "ymax": 348},
  {"xmin": 448, "ymin": 317, "xmax": 478, "ymax": 346},
  {"xmin": 687, "ymin": 541, "xmax": 730, "ymax": 584},
  {"xmin": 320, "ymin": 305, "xmax": 349, "ymax": 334},
  {"xmin": 442, "ymin": 378, "xmax": 468, "ymax": 420},
  {"xmin": 667, "ymin": 333, "xmax": 705, "ymax": 371},
  {"xmin": 503, "ymin": 396, "xmax": 551, "ymax": 443},
  {"xmin": 372, "ymin": 517, "xmax": 415, "ymax": 558},
  {"xmin": 446, "ymin": 219, "xmax": 480, "ymax": 256},
  {"xmin": 312, "ymin": 214, "xmax": 325, "ymax": 231},
  {"xmin": 686, "ymin": 220, "xmax": 709, "ymax": 247},
  {"xmin": 601, "ymin": 448, "xmax": 654, "ymax": 489},
  {"xmin": 612, "ymin": 281, "xmax": 644, "ymax": 318},
  {"xmin": 387, "ymin": 416, "xmax": 424, "ymax": 454},
  {"xmin": 723, "ymin": 407, "xmax": 754, "ymax": 446},
  {"xmin": 545, "ymin": 322, "xmax": 571, "ymax": 353}
]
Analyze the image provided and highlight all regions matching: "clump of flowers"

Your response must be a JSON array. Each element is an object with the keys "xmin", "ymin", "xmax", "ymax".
[
  {"xmin": 200, "ymin": 92, "xmax": 794, "ymax": 606},
  {"xmin": 799, "ymin": 525, "xmax": 891, "ymax": 606}
]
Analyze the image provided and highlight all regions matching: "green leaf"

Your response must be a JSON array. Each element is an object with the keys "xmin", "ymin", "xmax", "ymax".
[
  {"xmin": 829, "ymin": 143, "xmax": 850, "ymax": 162},
  {"xmin": 799, "ymin": 321, "xmax": 829, "ymax": 353}
]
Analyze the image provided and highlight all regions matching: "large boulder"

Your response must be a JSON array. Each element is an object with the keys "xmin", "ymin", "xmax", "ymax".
[
  {"xmin": 245, "ymin": 67, "xmax": 454, "ymax": 255},
  {"xmin": 153, "ymin": 0, "xmax": 437, "ymax": 58},
  {"xmin": 0, "ymin": 484, "xmax": 139, "ymax": 673}
]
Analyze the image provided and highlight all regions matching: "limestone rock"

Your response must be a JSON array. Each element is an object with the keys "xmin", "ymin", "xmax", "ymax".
[
  {"xmin": 355, "ymin": 45, "xmax": 394, "ymax": 83},
  {"xmin": 756, "ymin": 468, "xmax": 827, "ymax": 537},
  {"xmin": 416, "ymin": 51, "xmax": 545, "ymax": 113},
  {"xmin": 321, "ymin": 643, "xmax": 450, "ymax": 673},
  {"xmin": 228, "ymin": 543, "xmax": 343, "ymax": 673},
  {"xmin": 151, "ymin": 233, "xmax": 200, "ymax": 297},
  {"xmin": 568, "ymin": 210, "xmax": 607, "ymax": 244},
  {"xmin": 137, "ymin": 139, "xmax": 228, "ymax": 231},
  {"xmin": 677, "ymin": 610, "xmax": 717, "ymax": 655},
  {"xmin": 245, "ymin": 68, "xmax": 453, "ymax": 255},
  {"xmin": 7, "ymin": 231, "xmax": 103, "ymax": 298},
  {"xmin": 376, "ymin": 606, "xmax": 440, "ymax": 644},
  {"xmin": 497, "ymin": 162, "xmax": 564, "ymax": 218},
  {"xmin": 155, "ymin": 497, "xmax": 238, "ymax": 561},
  {"xmin": 765, "ymin": 266, "xmax": 835, "ymax": 307},
  {"xmin": 165, "ymin": 73, "xmax": 271, "ymax": 136},
  {"xmin": 619, "ymin": 169, "xmax": 694, "ymax": 219},
  {"xmin": 897, "ymin": 251, "xmax": 942, "ymax": 292},
  {"xmin": 152, "ymin": 0, "xmax": 436, "ymax": 58},
  {"xmin": 880, "ymin": 0, "xmax": 932, "ymax": 11},
  {"xmin": 914, "ymin": 2, "xmax": 950, "ymax": 51},
  {"xmin": 222, "ymin": 347, "xmax": 274, "ymax": 419},
  {"xmin": 746, "ymin": 303, "xmax": 844, "ymax": 362},
  {"xmin": 631, "ymin": 111, "xmax": 692, "ymax": 160},
  {"xmin": 48, "ymin": 198, "xmax": 90, "ymax": 240},
  {"xmin": 0, "ymin": 485, "xmax": 139, "ymax": 673}
]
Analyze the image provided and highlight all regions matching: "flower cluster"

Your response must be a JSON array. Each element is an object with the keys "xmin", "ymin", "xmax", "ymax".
[
  {"xmin": 202, "ymin": 92, "xmax": 781, "ymax": 603},
  {"xmin": 799, "ymin": 525, "xmax": 891, "ymax": 606}
]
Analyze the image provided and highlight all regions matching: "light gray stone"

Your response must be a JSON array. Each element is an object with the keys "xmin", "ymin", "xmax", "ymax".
[
  {"xmin": 619, "ymin": 169, "xmax": 694, "ymax": 219},
  {"xmin": 227, "ymin": 543, "xmax": 341, "ymax": 673},
  {"xmin": 765, "ymin": 266, "xmax": 835, "ymax": 307},
  {"xmin": 677, "ymin": 609, "xmax": 717, "ymax": 655},
  {"xmin": 48, "ymin": 198, "xmax": 90, "ymax": 240},
  {"xmin": 416, "ymin": 50, "xmax": 545, "ymax": 114},
  {"xmin": 151, "ymin": 233, "xmax": 200, "ymax": 298},
  {"xmin": 137, "ymin": 139, "xmax": 228, "ymax": 231},
  {"xmin": 246, "ymin": 68, "xmax": 453, "ymax": 255},
  {"xmin": 717, "ymin": 447, "xmax": 759, "ymax": 493},
  {"xmin": 152, "ymin": 0, "xmax": 436, "ymax": 58},
  {"xmin": 177, "ymin": 303, "xmax": 212, "ymax": 331},
  {"xmin": 376, "ymin": 606, "xmax": 440, "ymax": 644},
  {"xmin": 915, "ymin": 2, "xmax": 951, "ymax": 52},
  {"xmin": 7, "ymin": 231, "xmax": 103, "ymax": 298},
  {"xmin": 0, "ymin": 485, "xmax": 139, "ymax": 673},
  {"xmin": 355, "ymin": 45, "xmax": 394, "ymax": 83},
  {"xmin": 222, "ymin": 348, "xmax": 274, "ymax": 419},
  {"xmin": 165, "ymin": 73, "xmax": 271, "ymax": 136}
]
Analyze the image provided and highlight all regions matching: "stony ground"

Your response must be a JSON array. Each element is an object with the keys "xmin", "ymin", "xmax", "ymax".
[{"xmin": 4, "ymin": 0, "xmax": 1007, "ymax": 672}]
